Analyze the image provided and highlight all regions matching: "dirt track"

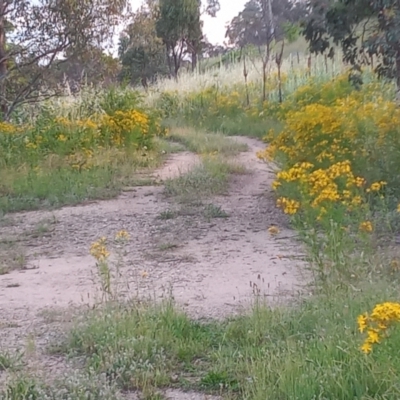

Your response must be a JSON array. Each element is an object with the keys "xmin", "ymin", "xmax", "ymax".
[
  {"xmin": 1, "ymin": 137, "xmax": 306, "ymax": 320},
  {"xmin": 0, "ymin": 136, "xmax": 307, "ymax": 395}
]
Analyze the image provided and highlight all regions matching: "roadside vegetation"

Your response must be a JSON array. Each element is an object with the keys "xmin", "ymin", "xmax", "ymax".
[{"xmin": 2, "ymin": 0, "xmax": 400, "ymax": 398}]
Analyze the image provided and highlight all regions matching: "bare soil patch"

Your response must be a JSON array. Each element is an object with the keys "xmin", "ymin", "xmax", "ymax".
[{"xmin": 1, "ymin": 137, "xmax": 305, "ymax": 320}]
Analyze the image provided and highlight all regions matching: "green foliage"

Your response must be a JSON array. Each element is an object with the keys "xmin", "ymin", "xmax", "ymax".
[
  {"xmin": 98, "ymin": 87, "xmax": 144, "ymax": 114},
  {"xmin": 118, "ymin": 1, "xmax": 169, "ymax": 86},
  {"xmin": 226, "ymin": 0, "xmax": 307, "ymax": 48},
  {"xmin": 303, "ymin": 0, "xmax": 400, "ymax": 87},
  {"xmin": 0, "ymin": 0, "xmax": 128, "ymax": 121},
  {"xmin": 2, "ymin": 376, "xmax": 41, "ymax": 400},
  {"xmin": 0, "ymin": 87, "xmax": 166, "ymax": 213},
  {"xmin": 155, "ymin": 0, "xmax": 202, "ymax": 76}
]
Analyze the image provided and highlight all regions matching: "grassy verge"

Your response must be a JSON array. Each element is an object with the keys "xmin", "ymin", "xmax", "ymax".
[
  {"xmin": 0, "ymin": 89, "xmax": 169, "ymax": 215},
  {"xmin": 0, "ymin": 148, "xmax": 164, "ymax": 214},
  {"xmin": 165, "ymin": 126, "xmax": 248, "ymax": 155},
  {"xmin": 3, "ymin": 279, "xmax": 400, "ymax": 400},
  {"xmin": 164, "ymin": 155, "xmax": 246, "ymax": 202},
  {"xmin": 63, "ymin": 286, "xmax": 400, "ymax": 399}
]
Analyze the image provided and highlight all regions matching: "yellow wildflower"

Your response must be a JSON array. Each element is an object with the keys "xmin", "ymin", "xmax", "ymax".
[
  {"xmin": 90, "ymin": 237, "xmax": 110, "ymax": 261},
  {"xmin": 359, "ymin": 221, "xmax": 373, "ymax": 233},
  {"xmin": 358, "ymin": 302, "xmax": 400, "ymax": 354},
  {"xmin": 357, "ymin": 314, "xmax": 368, "ymax": 333},
  {"xmin": 268, "ymin": 226, "xmax": 280, "ymax": 235},
  {"xmin": 115, "ymin": 230, "xmax": 130, "ymax": 240},
  {"xmin": 367, "ymin": 181, "xmax": 387, "ymax": 193},
  {"xmin": 276, "ymin": 197, "xmax": 300, "ymax": 215},
  {"xmin": 367, "ymin": 328, "xmax": 380, "ymax": 344},
  {"xmin": 361, "ymin": 342, "xmax": 372, "ymax": 354}
]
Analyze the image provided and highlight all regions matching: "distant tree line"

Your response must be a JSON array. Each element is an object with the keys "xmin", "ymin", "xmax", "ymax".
[{"xmin": 2, "ymin": 0, "xmax": 400, "ymax": 121}]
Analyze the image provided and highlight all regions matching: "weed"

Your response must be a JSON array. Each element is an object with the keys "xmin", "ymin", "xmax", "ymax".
[
  {"xmin": 158, "ymin": 210, "xmax": 176, "ymax": 220},
  {"xmin": 0, "ymin": 239, "xmax": 26, "ymax": 274},
  {"xmin": 203, "ymin": 204, "xmax": 229, "ymax": 219},
  {"xmin": 1, "ymin": 376, "xmax": 41, "ymax": 400},
  {"xmin": 0, "ymin": 351, "xmax": 22, "ymax": 372},
  {"xmin": 158, "ymin": 242, "xmax": 179, "ymax": 251}
]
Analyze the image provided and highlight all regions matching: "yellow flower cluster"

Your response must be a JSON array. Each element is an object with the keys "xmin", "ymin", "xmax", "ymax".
[
  {"xmin": 90, "ymin": 237, "xmax": 110, "ymax": 261},
  {"xmin": 101, "ymin": 110, "xmax": 150, "ymax": 146},
  {"xmin": 258, "ymin": 76, "xmax": 400, "ymax": 226},
  {"xmin": 1, "ymin": 106, "xmax": 164, "ymax": 172},
  {"xmin": 0, "ymin": 121, "xmax": 19, "ymax": 134},
  {"xmin": 271, "ymin": 160, "xmax": 367, "ymax": 217},
  {"xmin": 276, "ymin": 197, "xmax": 301, "ymax": 215},
  {"xmin": 359, "ymin": 221, "xmax": 373, "ymax": 233},
  {"xmin": 358, "ymin": 302, "xmax": 400, "ymax": 353},
  {"xmin": 115, "ymin": 230, "xmax": 130, "ymax": 241},
  {"xmin": 366, "ymin": 181, "xmax": 387, "ymax": 193}
]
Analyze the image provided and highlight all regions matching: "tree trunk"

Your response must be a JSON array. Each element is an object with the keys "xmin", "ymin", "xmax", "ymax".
[
  {"xmin": 166, "ymin": 45, "xmax": 173, "ymax": 78},
  {"xmin": 0, "ymin": 0, "xmax": 8, "ymax": 120},
  {"xmin": 191, "ymin": 51, "xmax": 197, "ymax": 72},
  {"xmin": 262, "ymin": 60, "xmax": 267, "ymax": 102},
  {"xmin": 242, "ymin": 52, "xmax": 250, "ymax": 107},
  {"xmin": 141, "ymin": 76, "xmax": 148, "ymax": 90},
  {"xmin": 395, "ymin": 47, "xmax": 400, "ymax": 106}
]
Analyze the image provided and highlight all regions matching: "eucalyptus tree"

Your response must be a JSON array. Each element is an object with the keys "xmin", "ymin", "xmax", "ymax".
[{"xmin": 0, "ymin": 0, "xmax": 128, "ymax": 120}]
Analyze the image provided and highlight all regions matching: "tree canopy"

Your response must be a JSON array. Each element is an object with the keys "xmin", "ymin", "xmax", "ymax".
[
  {"xmin": 303, "ymin": 0, "xmax": 400, "ymax": 88},
  {"xmin": 226, "ymin": 0, "xmax": 307, "ymax": 48},
  {"xmin": 155, "ymin": 0, "xmax": 203, "ymax": 77},
  {"xmin": 0, "ymin": 0, "xmax": 128, "ymax": 120},
  {"xmin": 118, "ymin": 0, "xmax": 168, "ymax": 87}
]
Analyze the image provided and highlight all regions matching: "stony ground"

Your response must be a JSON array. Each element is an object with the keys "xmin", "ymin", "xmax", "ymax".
[{"xmin": 0, "ymin": 136, "xmax": 308, "ymax": 399}]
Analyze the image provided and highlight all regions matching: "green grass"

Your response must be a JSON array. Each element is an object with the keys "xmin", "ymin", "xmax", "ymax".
[
  {"xmin": 0, "ymin": 149, "xmax": 165, "ymax": 214},
  {"xmin": 164, "ymin": 155, "xmax": 246, "ymax": 201},
  {"xmin": 203, "ymin": 203, "xmax": 229, "ymax": 219},
  {"xmin": 3, "ymin": 280, "xmax": 400, "ymax": 399},
  {"xmin": 0, "ymin": 351, "xmax": 20, "ymax": 372},
  {"xmin": 36, "ymin": 280, "xmax": 397, "ymax": 400},
  {"xmin": 166, "ymin": 115, "xmax": 283, "ymax": 139},
  {"xmin": 0, "ymin": 372, "xmax": 120, "ymax": 400},
  {"xmin": 166, "ymin": 127, "xmax": 248, "ymax": 155},
  {"xmin": 212, "ymin": 116, "xmax": 283, "ymax": 139}
]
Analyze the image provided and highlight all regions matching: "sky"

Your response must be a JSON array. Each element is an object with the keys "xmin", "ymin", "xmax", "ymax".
[{"xmin": 129, "ymin": 0, "xmax": 247, "ymax": 45}]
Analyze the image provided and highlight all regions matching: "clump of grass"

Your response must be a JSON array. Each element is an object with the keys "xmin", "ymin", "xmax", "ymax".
[
  {"xmin": 157, "ymin": 210, "xmax": 176, "ymax": 220},
  {"xmin": 1, "ymin": 376, "xmax": 42, "ymax": 400},
  {"xmin": 158, "ymin": 242, "xmax": 179, "ymax": 251},
  {"xmin": 0, "ymin": 239, "xmax": 26, "ymax": 274},
  {"xmin": 60, "ymin": 280, "xmax": 400, "ymax": 399},
  {"xmin": 166, "ymin": 127, "xmax": 248, "ymax": 155},
  {"xmin": 203, "ymin": 204, "xmax": 229, "ymax": 219},
  {"xmin": 154, "ymin": 136, "xmax": 186, "ymax": 154},
  {"xmin": 66, "ymin": 300, "xmax": 222, "ymax": 392},
  {"xmin": 0, "ymin": 371, "xmax": 120, "ymax": 400},
  {"xmin": 0, "ymin": 351, "xmax": 22, "ymax": 372},
  {"xmin": 164, "ymin": 155, "xmax": 246, "ymax": 201}
]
